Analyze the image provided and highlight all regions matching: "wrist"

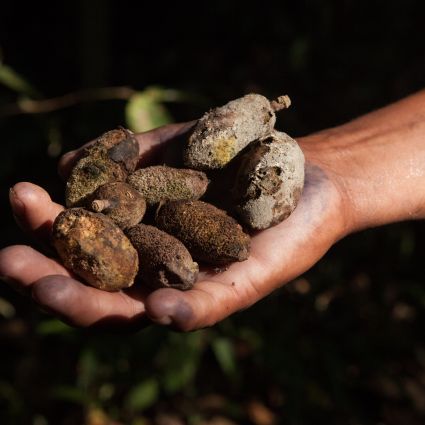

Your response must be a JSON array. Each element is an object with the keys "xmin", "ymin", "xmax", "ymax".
[{"xmin": 299, "ymin": 93, "xmax": 425, "ymax": 235}]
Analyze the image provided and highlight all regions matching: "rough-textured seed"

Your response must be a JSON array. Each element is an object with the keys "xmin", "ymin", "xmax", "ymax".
[
  {"xmin": 233, "ymin": 131, "xmax": 305, "ymax": 229},
  {"xmin": 52, "ymin": 208, "xmax": 138, "ymax": 291},
  {"xmin": 184, "ymin": 93, "xmax": 290, "ymax": 170},
  {"xmin": 87, "ymin": 182, "xmax": 146, "ymax": 229},
  {"xmin": 156, "ymin": 200, "xmax": 250, "ymax": 265},
  {"xmin": 127, "ymin": 165, "xmax": 209, "ymax": 205},
  {"xmin": 66, "ymin": 128, "xmax": 139, "ymax": 207},
  {"xmin": 126, "ymin": 224, "xmax": 199, "ymax": 290}
]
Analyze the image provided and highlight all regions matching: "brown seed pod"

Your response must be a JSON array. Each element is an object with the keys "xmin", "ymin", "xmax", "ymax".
[
  {"xmin": 233, "ymin": 131, "xmax": 305, "ymax": 230},
  {"xmin": 65, "ymin": 128, "xmax": 139, "ymax": 207},
  {"xmin": 127, "ymin": 165, "xmax": 209, "ymax": 205},
  {"xmin": 87, "ymin": 182, "xmax": 146, "ymax": 229},
  {"xmin": 156, "ymin": 200, "xmax": 250, "ymax": 265},
  {"xmin": 126, "ymin": 224, "xmax": 198, "ymax": 291},
  {"xmin": 52, "ymin": 208, "xmax": 138, "ymax": 291},
  {"xmin": 183, "ymin": 93, "xmax": 291, "ymax": 170}
]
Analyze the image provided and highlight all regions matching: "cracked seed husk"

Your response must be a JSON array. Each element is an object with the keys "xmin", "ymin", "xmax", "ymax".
[
  {"xmin": 52, "ymin": 208, "xmax": 138, "ymax": 291},
  {"xmin": 126, "ymin": 223, "xmax": 199, "ymax": 290},
  {"xmin": 65, "ymin": 128, "xmax": 139, "ymax": 207},
  {"xmin": 233, "ymin": 131, "xmax": 305, "ymax": 229},
  {"xmin": 184, "ymin": 93, "xmax": 290, "ymax": 170},
  {"xmin": 156, "ymin": 200, "xmax": 250, "ymax": 265}
]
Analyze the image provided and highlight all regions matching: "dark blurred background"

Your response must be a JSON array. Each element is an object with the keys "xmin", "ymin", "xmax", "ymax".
[{"xmin": 1, "ymin": 1, "xmax": 425, "ymax": 424}]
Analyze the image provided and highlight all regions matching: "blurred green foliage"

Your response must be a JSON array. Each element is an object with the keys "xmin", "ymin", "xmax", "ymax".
[{"xmin": 1, "ymin": 1, "xmax": 425, "ymax": 424}]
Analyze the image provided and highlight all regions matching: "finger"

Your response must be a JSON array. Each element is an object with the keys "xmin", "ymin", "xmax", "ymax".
[
  {"xmin": 32, "ymin": 275, "xmax": 147, "ymax": 328},
  {"xmin": 0, "ymin": 245, "xmax": 70, "ymax": 294},
  {"xmin": 10, "ymin": 182, "xmax": 64, "ymax": 242},
  {"xmin": 58, "ymin": 122, "xmax": 195, "ymax": 180}
]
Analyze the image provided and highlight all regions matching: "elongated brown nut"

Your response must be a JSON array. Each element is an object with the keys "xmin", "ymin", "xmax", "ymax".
[
  {"xmin": 127, "ymin": 165, "xmax": 209, "ymax": 205},
  {"xmin": 126, "ymin": 224, "xmax": 198, "ymax": 291},
  {"xmin": 156, "ymin": 200, "xmax": 250, "ymax": 265},
  {"xmin": 66, "ymin": 128, "xmax": 139, "ymax": 207},
  {"xmin": 87, "ymin": 182, "xmax": 146, "ymax": 229},
  {"xmin": 52, "ymin": 208, "xmax": 138, "ymax": 291},
  {"xmin": 233, "ymin": 131, "xmax": 305, "ymax": 229},
  {"xmin": 184, "ymin": 93, "xmax": 290, "ymax": 170}
]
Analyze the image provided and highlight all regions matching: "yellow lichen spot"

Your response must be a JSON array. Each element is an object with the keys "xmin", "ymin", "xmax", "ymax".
[{"xmin": 212, "ymin": 137, "xmax": 236, "ymax": 166}]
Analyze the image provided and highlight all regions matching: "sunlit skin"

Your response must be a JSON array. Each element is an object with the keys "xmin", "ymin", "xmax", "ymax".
[{"xmin": 1, "ymin": 90, "xmax": 425, "ymax": 331}]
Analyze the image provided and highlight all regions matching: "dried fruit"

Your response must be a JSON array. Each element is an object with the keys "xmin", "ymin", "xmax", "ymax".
[
  {"xmin": 88, "ymin": 182, "xmax": 146, "ymax": 229},
  {"xmin": 52, "ymin": 208, "xmax": 138, "ymax": 291},
  {"xmin": 156, "ymin": 200, "xmax": 250, "ymax": 265},
  {"xmin": 66, "ymin": 128, "xmax": 139, "ymax": 207},
  {"xmin": 127, "ymin": 165, "xmax": 209, "ymax": 205},
  {"xmin": 233, "ymin": 131, "xmax": 305, "ymax": 229},
  {"xmin": 184, "ymin": 93, "xmax": 290, "ymax": 170},
  {"xmin": 126, "ymin": 224, "xmax": 198, "ymax": 290}
]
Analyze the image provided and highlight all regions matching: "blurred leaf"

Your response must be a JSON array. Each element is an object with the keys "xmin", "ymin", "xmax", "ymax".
[
  {"xmin": 36, "ymin": 319, "xmax": 74, "ymax": 335},
  {"xmin": 125, "ymin": 379, "xmax": 159, "ymax": 412},
  {"xmin": 162, "ymin": 332, "xmax": 204, "ymax": 394},
  {"xmin": 78, "ymin": 349, "xmax": 99, "ymax": 391},
  {"xmin": 0, "ymin": 297, "xmax": 15, "ymax": 318},
  {"xmin": 50, "ymin": 385, "xmax": 87, "ymax": 405},
  {"xmin": 0, "ymin": 63, "xmax": 39, "ymax": 97},
  {"xmin": 211, "ymin": 337, "xmax": 236, "ymax": 377},
  {"xmin": 125, "ymin": 89, "xmax": 173, "ymax": 133}
]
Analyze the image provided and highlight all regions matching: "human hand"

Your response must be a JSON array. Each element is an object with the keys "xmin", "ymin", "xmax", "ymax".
[{"xmin": 1, "ymin": 90, "xmax": 425, "ymax": 331}]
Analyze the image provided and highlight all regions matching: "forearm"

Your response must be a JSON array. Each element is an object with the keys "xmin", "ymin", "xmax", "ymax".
[{"xmin": 299, "ymin": 90, "xmax": 425, "ymax": 234}]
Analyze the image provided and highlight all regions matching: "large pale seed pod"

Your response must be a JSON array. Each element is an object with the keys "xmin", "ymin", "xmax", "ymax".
[
  {"xmin": 156, "ymin": 200, "xmax": 250, "ymax": 265},
  {"xmin": 65, "ymin": 128, "xmax": 139, "ymax": 207},
  {"xmin": 127, "ymin": 165, "xmax": 208, "ymax": 205},
  {"xmin": 126, "ymin": 224, "xmax": 198, "ymax": 291},
  {"xmin": 233, "ymin": 131, "xmax": 305, "ymax": 230},
  {"xmin": 183, "ymin": 93, "xmax": 290, "ymax": 170},
  {"xmin": 52, "ymin": 208, "xmax": 139, "ymax": 291}
]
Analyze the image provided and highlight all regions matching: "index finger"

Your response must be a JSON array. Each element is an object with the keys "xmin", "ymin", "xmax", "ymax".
[{"xmin": 58, "ymin": 121, "xmax": 195, "ymax": 180}]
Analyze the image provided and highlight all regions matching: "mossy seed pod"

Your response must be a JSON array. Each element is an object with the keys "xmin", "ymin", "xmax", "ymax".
[
  {"xmin": 233, "ymin": 131, "xmax": 305, "ymax": 230},
  {"xmin": 65, "ymin": 128, "xmax": 139, "ymax": 207},
  {"xmin": 156, "ymin": 200, "xmax": 250, "ymax": 265},
  {"xmin": 183, "ymin": 93, "xmax": 291, "ymax": 170},
  {"xmin": 52, "ymin": 208, "xmax": 139, "ymax": 291},
  {"xmin": 88, "ymin": 182, "xmax": 146, "ymax": 229},
  {"xmin": 127, "ymin": 165, "xmax": 209, "ymax": 205},
  {"xmin": 126, "ymin": 224, "xmax": 199, "ymax": 291}
]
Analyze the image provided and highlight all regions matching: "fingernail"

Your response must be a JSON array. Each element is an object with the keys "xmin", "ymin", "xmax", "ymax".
[
  {"xmin": 153, "ymin": 315, "xmax": 173, "ymax": 326},
  {"xmin": 9, "ymin": 187, "xmax": 26, "ymax": 219}
]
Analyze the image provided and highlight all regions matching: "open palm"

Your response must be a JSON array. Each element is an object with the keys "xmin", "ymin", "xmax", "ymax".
[{"xmin": 0, "ymin": 123, "xmax": 346, "ymax": 331}]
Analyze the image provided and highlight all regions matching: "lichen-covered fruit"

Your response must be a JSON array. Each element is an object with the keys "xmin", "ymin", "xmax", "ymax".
[
  {"xmin": 156, "ymin": 200, "xmax": 250, "ymax": 265},
  {"xmin": 66, "ymin": 128, "xmax": 139, "ymax": 207},
  {"xmin": 52, "ymin": 208, "xmax": 138, "ymax": 291},
  {"xmin": 184, "ymin": 93, "xmax": 291, "ymax": 170},
  {"xmin": 127, "ymin": 165, "xmax": 209, "ymax": 206},
  {"xmin": 126, "ymin": 224, "xmax": 198, "ymax": 290},
  {"xmin": 233, "ymin": 131, "xmax": 305, "ymax": 230},
  {"xmin": 88, "ymin": 182, "xmax": 146, "ymax": 229}
]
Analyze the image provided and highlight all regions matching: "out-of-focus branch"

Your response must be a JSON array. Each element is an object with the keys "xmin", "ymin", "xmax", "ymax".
[{"xmin": 1, "ymin": 86, "xmax": 137, "ymax": 117}]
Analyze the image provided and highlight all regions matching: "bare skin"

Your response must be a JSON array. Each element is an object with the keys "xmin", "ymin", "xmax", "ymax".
[{"xmin": 1, "ymin": 91, "xmax": 425, "ymax": 331}]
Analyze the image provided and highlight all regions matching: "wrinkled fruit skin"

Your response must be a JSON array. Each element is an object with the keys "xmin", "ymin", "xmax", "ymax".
[
  {"xmin": 233, "ymin": 131, "xmax": 305, "ymax": 229},
  {"xmin": 88, "ymin": 182, "xmax": 146, "ymax": 229},
  {"xmin": 127, "ymin": 165, "xmax": 209, "ymax": 205},
  {"xmin": 184, "ymin": 94, "xmax": 276, "ymax": 170},
  {"xmin": 126, "ymin": 224, "xmax": 198, "ymax": 290},
  {"xmin": 66, "ymin": 128, "xmax": 139, "ymax": 207},
  {"xmin": 52, "ymin": 208, "xmax": 138, "ymax": 291},
  {"xmin": 156, "ymin": 200, "xmax": 250, "ymax": 265}
]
